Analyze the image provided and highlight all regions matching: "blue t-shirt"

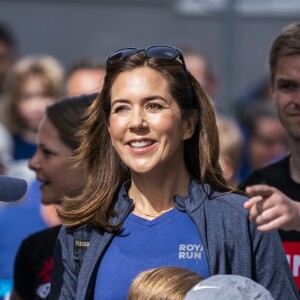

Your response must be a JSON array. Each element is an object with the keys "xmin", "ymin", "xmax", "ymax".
[{"xmin": 94, "ymin": 208, "xmax": 209, "ymax": 300}]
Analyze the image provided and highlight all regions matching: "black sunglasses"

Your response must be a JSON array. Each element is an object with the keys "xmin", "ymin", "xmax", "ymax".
[{"xmin": 106, "ymin": 45, "xmax": 189, "ymax": 75}]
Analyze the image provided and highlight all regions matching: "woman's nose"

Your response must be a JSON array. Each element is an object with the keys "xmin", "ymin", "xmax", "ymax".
[
  {"xmin": 28, "ymin": 152, "xmax": 40, "ymax": 171},
  {"xmin": 128, "ymin": 108, "xmax": 147, "ymax": 129}
]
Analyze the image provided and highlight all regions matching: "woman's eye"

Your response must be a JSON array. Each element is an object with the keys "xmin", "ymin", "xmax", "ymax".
[
  {"xmin": 147, "ymin": 103, "xmax": 163, "ymax": 111},
  {"xmin": 113, "ymin": 106, "xmax": 129, "ymax": 113},
  {"xmin": 42, "ymin": 148, "xmax": 53, "ymax": 156}
]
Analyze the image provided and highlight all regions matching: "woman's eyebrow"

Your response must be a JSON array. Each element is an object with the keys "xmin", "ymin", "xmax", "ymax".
[{"xmin": 111, "ymin": 95, "xmax": 169, "ymax": 106}]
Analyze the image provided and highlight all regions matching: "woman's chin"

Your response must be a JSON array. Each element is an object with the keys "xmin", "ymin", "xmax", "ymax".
[{"xmin": 41, "ymin": 196, "xmax": 61, "ymax": 205}]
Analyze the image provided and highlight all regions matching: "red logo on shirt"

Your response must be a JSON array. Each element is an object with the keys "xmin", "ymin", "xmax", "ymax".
[
  {"xmin": 37, "ymin": 258, "xmax": 54, "ymax": 283},
  {"xmin": 283, "ymin": 242, "xmax": 300, "ymax": 290}
]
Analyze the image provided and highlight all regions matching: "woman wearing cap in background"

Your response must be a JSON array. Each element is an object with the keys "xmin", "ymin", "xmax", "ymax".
[{"xmin": 50, "ymin": 46, "xmax": 299, "ymax": 299}]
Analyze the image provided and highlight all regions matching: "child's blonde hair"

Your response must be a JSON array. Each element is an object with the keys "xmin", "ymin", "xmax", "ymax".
[{"xmin": 127, "ymin": 266, "xmax": 204, "ymax": 300}]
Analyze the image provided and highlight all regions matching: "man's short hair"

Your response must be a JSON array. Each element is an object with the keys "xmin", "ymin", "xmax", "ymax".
[
  {"xmin": 65, "ymin": 57, "xmax": 105, "ymax": 80},
  {"xmin": 269, "ymin": 22, "xmax": 300, "ymax": 85}
]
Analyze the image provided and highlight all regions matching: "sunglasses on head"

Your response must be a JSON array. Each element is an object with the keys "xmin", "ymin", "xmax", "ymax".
[{"xmin": 106, "ymin": 45, "xmax": 189, "ymax": 75}]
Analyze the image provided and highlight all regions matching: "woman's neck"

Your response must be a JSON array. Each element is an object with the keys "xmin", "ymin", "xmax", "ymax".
[
  {"xmin": 290, "ymin": 155, "xmax": 300, "ymax": 184},
  {"xmin": 129, "ymin": 167, "xmax": 190, "ymax": 215},
  {"xmin": 40, "ymin": 204, "xmax": 61, "ymax": 226}
]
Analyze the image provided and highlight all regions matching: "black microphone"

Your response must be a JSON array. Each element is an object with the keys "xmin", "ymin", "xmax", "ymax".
[{"xmin": 0, "ymin": 175, "xmax": 28, "ymax": 202}]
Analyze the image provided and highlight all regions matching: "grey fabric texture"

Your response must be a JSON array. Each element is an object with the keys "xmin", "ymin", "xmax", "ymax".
[{"xmin": 185, "ymin": 274, "xmax": 274, "ymax": 300}]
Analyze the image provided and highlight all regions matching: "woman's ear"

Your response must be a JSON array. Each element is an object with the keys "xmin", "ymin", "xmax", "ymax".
[
  {"xmin": 107, "ymin": 125, "xmax": 115, "ymax": 147},
  {"xmin": 183, "ymin": 113, "xmax": 198, "ymax": 140}
]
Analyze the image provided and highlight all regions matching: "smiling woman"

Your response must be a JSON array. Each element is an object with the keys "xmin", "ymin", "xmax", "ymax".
[{"xmin": 50, "ymin": 46, "xmax": 299, "ymax": 300}]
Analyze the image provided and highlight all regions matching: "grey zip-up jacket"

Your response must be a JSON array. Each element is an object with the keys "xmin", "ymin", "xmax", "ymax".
[{"xmin": 50, "ymin": 179, "xmax": 299, "ymax": 300}]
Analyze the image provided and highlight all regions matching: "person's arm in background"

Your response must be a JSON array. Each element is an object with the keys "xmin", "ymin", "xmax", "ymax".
[{"xmin": 244, "ymin": 184, "xmax": 300, "ymax": 232}]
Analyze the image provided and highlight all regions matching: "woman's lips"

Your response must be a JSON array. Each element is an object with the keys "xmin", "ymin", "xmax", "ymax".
[
  {"xmin": 128, "ymin": 139, "xmax": 155, "ymax": 148},
  {"xmin": 127, "ymin": 139, "xmax": 156, "ymax": 154}
]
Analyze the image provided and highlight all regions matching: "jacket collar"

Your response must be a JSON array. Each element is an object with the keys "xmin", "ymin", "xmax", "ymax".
[
  {"xmin": 109, "ymin": 180, "xmax": 133, "ymax": 226},
  {"xmin": 112, "ymin": 178, "xmax": 216, "ymax": 219},
  {"xmin": 174, "ymin": 178, "xmax": 213, "ymax": 213}
]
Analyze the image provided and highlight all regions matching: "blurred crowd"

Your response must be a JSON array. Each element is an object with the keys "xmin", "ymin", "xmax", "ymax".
[{"xmin": 0, "ymin": 21, "xmax": 106, "ymax": 299}]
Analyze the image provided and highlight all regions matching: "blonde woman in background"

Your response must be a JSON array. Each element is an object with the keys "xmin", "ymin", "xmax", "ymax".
[{"xmin": 2, "ymin": 55, "xmax": 64, "ymax": 181}]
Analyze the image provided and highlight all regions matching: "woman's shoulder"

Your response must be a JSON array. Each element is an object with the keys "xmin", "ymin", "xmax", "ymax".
[
  {"xmin": 207, "ymin": 191, "xmax": 249, "ymax": 215},
  {"xmin": 191, "ymin": 179, "xmax": 248, "ymax": 205},
  {"xmin": 185, "ymin": 180, "xmax": 249, "ymax": 218},
  {"xmin": 19, "ymin": 225, "xmax": 61, "ymax": 250},
  {"xmin": 201, "ymin": 191, "xmax": 252, "ymax": 231}
]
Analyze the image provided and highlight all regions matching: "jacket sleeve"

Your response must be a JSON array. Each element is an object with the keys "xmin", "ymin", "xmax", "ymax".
[
  {"xmin": 201, "ymin": 193, "xmax": 299, "ymax": 300},
  {"xmin": 250, "ymin": 222, "xmax": 300, "ymax": 299},
  {"xmin": 49, "ymin": 226, "xmax": 77, "ymax": 300}
]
